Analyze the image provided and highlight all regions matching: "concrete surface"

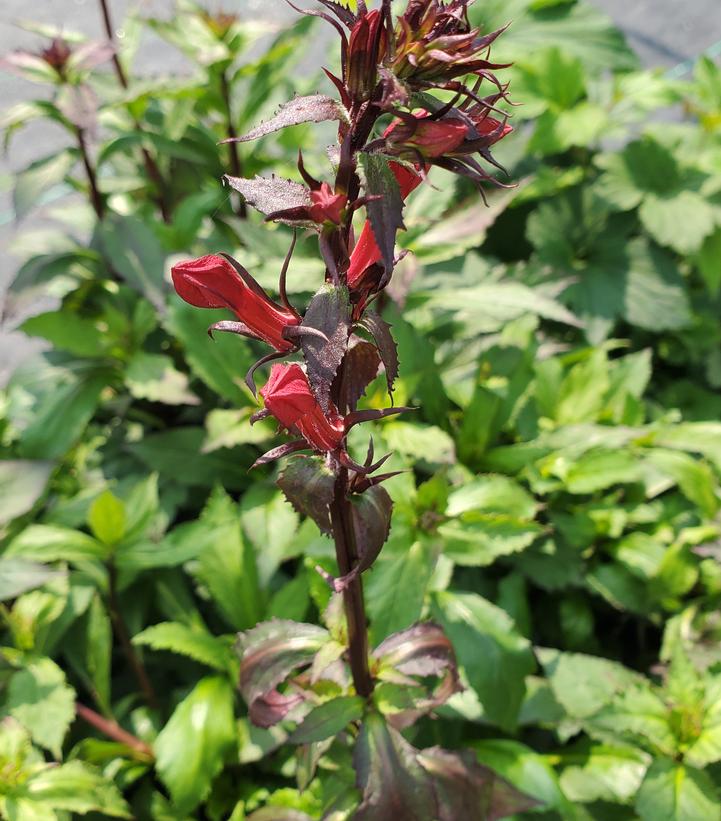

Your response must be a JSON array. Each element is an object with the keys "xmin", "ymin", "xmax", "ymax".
[{"xmin": 1, "ymin": 0, "xmax": 720, "ymax": 380}]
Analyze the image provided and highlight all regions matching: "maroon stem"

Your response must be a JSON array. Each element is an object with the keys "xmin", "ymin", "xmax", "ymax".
[
  {"xmin": 77, "ymin": 127, "xmax": 105, "ymax": 219},
  {"xmin": 220, "ymin": 69, "xmax": 247, "ymax": 218},
  {"xmin": 107, "ymin": 561, "xmax": 159, "ymax": 710},
  {"xmin": 330, "ymin": 468, "xmax": 374, "ymax": 697},
  {"xmin": 76, "ymin": 702, "xmax": 153, "ymax": 758},
  {"xmin": 98, "ymin": 0, "xmax": 171, "ymax": 223}
]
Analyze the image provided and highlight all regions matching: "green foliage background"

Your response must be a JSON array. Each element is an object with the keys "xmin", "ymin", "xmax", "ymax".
[{"xmin": 2, "ymin": 0, "xmax": 721, "ymax": 818}]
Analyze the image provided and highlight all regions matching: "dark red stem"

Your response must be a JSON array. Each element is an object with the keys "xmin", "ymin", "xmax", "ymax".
[
  {"xmin": 77, "ymin": 127, "xmax": 105, "ymax": 219},
  {"xmin": 98, "ymin": 0, "xmax": 171, "ymax": 222},
  {"xmin": 330, "ymin": 468, "xmax": 374, "ymax": 697},
  {"xmin": 107, "ymin": 561, "xmax": 159, "ymax": 710},
  {"xmin": 76, "ymin": 702, "xmax": 153, "ymax": 758},
  {"xmin": 220, "ymin": 69, "xmax": 247, "ymax": 218}
]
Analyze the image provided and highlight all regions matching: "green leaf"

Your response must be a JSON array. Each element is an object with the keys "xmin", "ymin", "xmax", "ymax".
[
  {"xmin": 7, "ymin": 657, "xmax": 76, "ymax": 758},
  {"xmin": 0, "ymin": 460, "xmax": 53, "ymax": 525},
  {"xmin": 289, "ymin": 696, "xmax": 364, "ymax": 744},
  {"xmin": 695, "ymin": 228, "xmax": 721, "ymax": 295},
  {"xmin": 240, "ymin": 486, "xmax": 300, "ymax": 585},
  {"xmin": 639, "ymin": 190, "xmax": 716, "ymax": 255},
  {"xmin": 0, "ymin": 558, "xmax": 63, "ymax": 602},
  {"xmin": 382, "ymin": 422, "xmax": 456, "ymax": 465},
  {"xmin": 438, "ymin": 514, "xmax": 541, "ymax": 566},
  {"xmin": 154, "ymin": 676, "xmax": 237, "ymax": 814},
  {"xmin": 164, "ymin": 299, "xmax": 251, "ymax": 405},
  {"xmin": 134, "ymin": 622, "xmax": 234, "ymax": 673},
  {"xmin": 87, "ymin": 490, "xmax": 126, "ymax": 546},
  {"xmin": 21, "ymin": 310, "xmax": 107, "ymax": 358},
  {"xmin": 193, "ymin": 487, "xmax": 262, "ymax": 630},
  {"xmin": 635, "ymin": 760, "xmax": 720, "ymax": 821},
  {"xmin": 98, "ymin": 215, "xmax": 166, "ymax": 310},
  {"xmin": 559, "ymin": 741, "xmax": 651, "ymax": 804},
  {"xmin": 17, "ymin": 370, "xmax": 107, "ymax": 460},
  {"xmin": 19, "ymin": 760, "xmax": 130, "ymax": 817},
  {"xmin": 14, "ymin": 151, "xmax": 75, "ymax": 220},
  {"xmin": 646, "ymin": 449, "xmax": 720, "ymax": 518},
  {"xmin": 433, "ymin": 591, "xmax": 534, "ymax": 730},
  {"xmin": 562, "ymin": 449, "xmax": 642, "ymax": 494},
  {"xmin": 125, "ymin": 352, "xmax": 199, "ymax": 406},
  {"xmin": 446, "ymin": 476, "xmax": 538, "ymax": 520},
  {"xmin": 5, "ymin": 525, "xmax": 108, "ymax": 564}
]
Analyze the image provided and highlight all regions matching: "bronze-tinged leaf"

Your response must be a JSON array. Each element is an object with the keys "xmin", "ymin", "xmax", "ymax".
[
  {"xmin": 353, "ymin": 712, "xmax": 436, "ymax": 821},
  {"xmin": 417, "ymin": 746, "xmax": 540, "ymax": 821},
  {"xmin": 223, "ymin": 94, "xmax": 348, "ymax": 143},
  {"xmin": 351, "ymin": 485, "xmax": 393, "ymax": 575},
  {"xmin": 374, "ymin": 622, "xmax": 457, "ymax": 679},
  {"xmin": 236, "ymin": 619, "xmax": 329, "ymax": 727},
  {"xmin": 277, "ymin": 456, "xmax": 335, "ymax": 535},
  {"xmin": 333, "ymin": 336, "xmax": 381, "ymax": 411},
  {"xmin": 357, "ymin": 311, "xmax": 399, "ymax": 396},
  {"xmin": 358, "ymin": 152, "xmax": 405, "ymax": 274},
  {"xmin": 300, "ymin": 284, "xmax": 351, "ymax": 412},
  {"xmin": 224, "ymin": 175, "xmax": 311, "ymax": 221}
]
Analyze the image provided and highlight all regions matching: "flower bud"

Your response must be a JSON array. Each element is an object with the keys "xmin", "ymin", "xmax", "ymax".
[
  {"xmin": 346, "ymin": 9, "xmax": 388, "ymax": 102},
  {"xmin": 171, "ymin": 254, "xmax": 299, "ymax": 352},
  {"xmin": 261, "ymin": 363, "xmax": 345, "ymax": 452}
]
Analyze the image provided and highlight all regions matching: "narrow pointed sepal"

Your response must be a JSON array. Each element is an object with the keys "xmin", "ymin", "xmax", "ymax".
[
  {"xmin": 207, "ymin": 320, "xmax": 258, "ymax": 340},
  {"xmin": 251, "ymin": 439, "xmax": 307, "ymax": 469}
]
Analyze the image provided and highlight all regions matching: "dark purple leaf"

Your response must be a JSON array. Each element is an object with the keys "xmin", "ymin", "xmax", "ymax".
[
  {"xmin": 357, "ymin": 311, "xmax": 399, "ymax": 396},
  {"xmin": 224, "ymin": 175, "xmax": 311, "ymax": 221},
  {"xmin": 237, "ymin": 619, "xmax": 329, "ymax": 727},
  {"xmin": 333, "ymin": 336, "xmax": 380, "ymax": 410},
  {"xmin": 353, "ymin": 712, "xmax": 436, "ymax": 821},
  {"xmin": 351, "ymin": 485, "xmax": 393, "ymax": 572},
  {"xmin": 300, "ymin": 284, "xmax": 351, "ymax": 412},
  {"xmin": 317, "ymin": 0, "xmax": 357, "ymax": 26},
  {"xmin": 252, "ymin": 440, "xmax": 308, "ymax": 469},
  {"xmin": 417, "ymin": 746, "xmax": 540, "ymax": 821},
  {"xmin": 277, "ymin": 456, "xmax": 335, "ymax": 535},
  {"xmin": 374, "ymin": 622, "xmax": 457, "ymax": 679},
  {"xmin": 358, "ymin": 152, "xmax": 405, "ymax": 274},
  {"xmin": 222, "ymin": 94, "xmax": 348, "ymax": 144}
]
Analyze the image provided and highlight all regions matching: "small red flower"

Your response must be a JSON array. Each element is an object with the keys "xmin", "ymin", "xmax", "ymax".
[
  {"xmin": 260, "ymin": 363, "xmax": 345, "ymax": 452},
  {"xmin": 171, "ymin": 254, "xmax": 299, "ymax": 352},
  {"xmin": 308, "ymin": 182, "xmax": 347, "ymax": 225}
]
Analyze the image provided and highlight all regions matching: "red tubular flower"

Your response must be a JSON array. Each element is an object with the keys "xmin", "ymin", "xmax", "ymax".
[
  {"xmin": 260, "ymin": 363, "xmax": 345, "ymax": 452},
  {"xmin": 171, "ymin": 254, "xmax": 299, "ymax": 352},
  {"xmin": 308, "ymin": 182, "xmax": 347, "ymax": 225}
]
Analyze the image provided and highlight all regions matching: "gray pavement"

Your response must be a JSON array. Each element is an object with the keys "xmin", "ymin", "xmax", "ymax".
[{"xmin": 1, "ymin": 0, "xmax": 720, "ymax": 380}]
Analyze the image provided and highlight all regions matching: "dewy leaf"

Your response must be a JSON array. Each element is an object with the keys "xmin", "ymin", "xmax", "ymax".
[
  {"xmin": 359, "ymin": 152, "xmax": 405, "ymax": 273},
  {"xmin": 154, "ymin": 676, "xmax": 236, "ymax": 814},
  {"xmin": 0, "ymin": 558, "xmax": 63, "ymax": 602},
  {"xmin": 358, "ymin": 311, "xmax": 399, "ymax": 395},
  {"xmin": 7, "ymin": 657, "xmax": 76, "ymax": 758},
  {"xmin": 635, "ymin": 759, "xmax": 720, "ymax": 821},
  {"xmin": 0, "ymin": 460, "xmax": 53, "ymax": 526},
  {"xmin": 226, "ymin": 94, "xmax": 348, "ymax": 143},
  {"xmin": 300, "ymin": 284, "xmax": 351, "ymax": 411},
  {"xmin": 237, "ymin": 620, "xmax": 329, "ymax": 727},
  {"xmin": 289, "ymin": 695, "xmax": 365, "ymax": 744},
  {"xmin": 224, "ymin": 175, "xmax": 312, "ymax": 221},
  {"xmin": 277, "ymin": 456, "xmax": 336, "ymax": 535}
]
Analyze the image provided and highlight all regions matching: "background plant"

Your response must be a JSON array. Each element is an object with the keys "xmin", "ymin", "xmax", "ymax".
[{"xmin": 1, "ymin": 0, "xmax": 721, "ymax": 819}]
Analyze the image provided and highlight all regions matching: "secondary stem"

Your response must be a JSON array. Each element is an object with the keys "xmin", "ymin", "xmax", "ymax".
[
  {"xmin": 97, "ymin": 0, "xmax": 171, "ymax": 223},
  {"xmin": 77, "ymin": 127, "xmax": 105, "ymax": 219},
  {"xmin": 107, "ymin": 561, "xmax": 159, "ymax": 710},
  {"xmin": 76, "ymin": 702, "xmax": 153, "ymax": 758},
  {"xmin": 220, "ymin": 69, "xmax": 247, "ymax": 218},
  {"xmin": 330, "ymin": 468, "xmax": 374, "ymax": 697}
]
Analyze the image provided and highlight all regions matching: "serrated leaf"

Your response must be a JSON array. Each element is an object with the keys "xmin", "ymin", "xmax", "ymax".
[
  {"xmin": 300, "ymin": 283, "xmax": 350, "ymax": 411},
  {"xmin": 635, "ymin": 760, "xmax": 720, "ymax": 821},
  {"xmin": 289, "ymin": 696, "xmax": 364, "ymax": 744},
  {"xmin": 333, "ymin": 337, "xmax": 381, "ymax": 409},
  {"xmin": 277, "ymin": 457, "xmax": 335, "ymax": 535},
  {"xmin": 358, "ymin": 311, "xmax": 399, "ymax": 395},
  {"xmin": 126, "ymin": 352, "xmax": 199, "ymax": 406},
  {"xmin": 154, "ymin": 676, "xmax": 236, "ymax": 814},
  {"xmin": 134, "ymin": 622, "xmax": 234, "ymax": 673},
  {"xmin": 229, "ymin": 94, "xmax": 348, "ymax": 142},
  {"xmin": 7, "ymin": 658, "xmax": 76, "ymax": 758},
  {"xmin": 0, "ymin": 558, "xmax": 63, "ymax": 602},
  {"xmin": 359, "ymin": 153, "xmax": 405, "ymax": 273},
  {"xmin": 5, "ymin": 525, "xmax": 109, "ymax": 564},
  {"xmin": 0, "ymin": 460, "xmax": 53, "ymax": 526},
  {"xmin": 224, "ymin": 175, "xmax": 311, "ymax": 220}
]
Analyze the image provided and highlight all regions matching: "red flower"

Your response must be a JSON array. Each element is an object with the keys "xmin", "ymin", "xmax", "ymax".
[
  {"xmin": 171, "ymin": 254, "xmax": 299, "ymax": 352},
  {"xmin": 308, "ymin": 182, "xmax": 347, "ymax": 225},
  {"xmin": 260, "ymin": 363, "xmax": 345, "ymax": 452}
]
